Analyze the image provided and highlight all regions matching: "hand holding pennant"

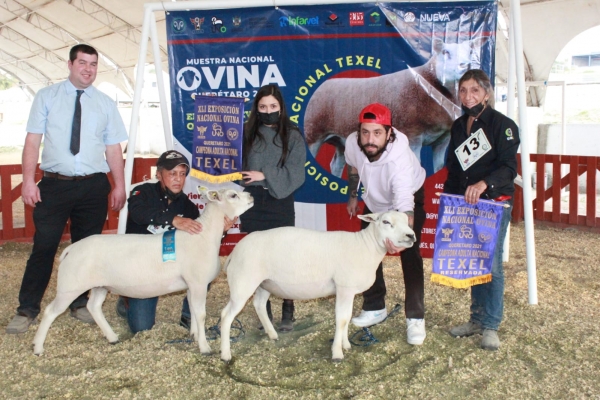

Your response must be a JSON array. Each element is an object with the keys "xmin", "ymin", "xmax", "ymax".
[{"xmin": 431, "ymin": 193, "xmax": 508, "ymax": 288}]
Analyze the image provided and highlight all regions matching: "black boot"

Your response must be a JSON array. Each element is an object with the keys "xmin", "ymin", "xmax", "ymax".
[
  {"xmin": 258, "ymin": 299, "xmax": 274, "ymax": 330},
  {"xmin": 279, "ymin": 299, "xmax": 295, "ymax": 332}
]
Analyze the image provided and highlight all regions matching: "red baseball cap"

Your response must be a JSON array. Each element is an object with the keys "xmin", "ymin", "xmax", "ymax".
[{"xmin": 358, "ymin": 103, "xmax": 392, "ymax": 125}]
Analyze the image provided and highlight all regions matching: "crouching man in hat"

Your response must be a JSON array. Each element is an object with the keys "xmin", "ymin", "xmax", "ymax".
[
  {"xmin": 345, "ymin": 103, "xmax": 427, "ymax": 345},
  {"xmin": 116, "ymin": 150, "xmax": 236, "ymax": 333}
]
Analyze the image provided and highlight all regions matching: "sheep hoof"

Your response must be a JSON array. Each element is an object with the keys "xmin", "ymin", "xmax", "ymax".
[
  {"xmin": 332, "ymin": 358, "xmax": 344, "ymax": 363},
  {"xmin": 200, "ymin": 351, "xmax": 212, "ymax": 356},
  {"xmin": 109, "ymin": 340, "xmax": 119, "ymax": 345},
  {"xmin": 32, "ymin": 344, "xmax": 43, "ymax": 356}
]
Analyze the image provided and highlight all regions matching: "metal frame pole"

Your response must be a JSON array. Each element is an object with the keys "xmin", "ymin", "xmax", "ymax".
[{"xmin": 510, "ymin": 0, "xmax": 538, "ymax": 304}]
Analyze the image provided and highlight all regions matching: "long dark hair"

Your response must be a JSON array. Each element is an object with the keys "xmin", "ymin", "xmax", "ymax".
[{"xmin": 244, "ymin": 84, "xmax": 295, "ymax": 167}]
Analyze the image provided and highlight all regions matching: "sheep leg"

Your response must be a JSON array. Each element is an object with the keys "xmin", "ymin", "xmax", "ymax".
[
  {"xmin": 431, "ymin": 131, "xmax": 450, "ymax": 173},
  {"xmin": 332, "ymin": 288, "xmax": 355, "ymax": 362},
  {"xmin": 220, "ymin": 288, "xmax": 255, "ymax": 362},
  {"xmin": 308, "ymin": 140, "xmax": 324, "ymax": 158},
  {"xmin": 87, "ymin": 287, "xmax": 118, "ymax": 344},
  {"xmin": 253, "ymin": 287, "xmax": 278, "ymax": 340},
  {"xmin": 342, "ymin": 296, "xmax": 355, "ymax": 351},
  {"xmin": 188, "ymin": 286, "xmax": 211, "ymax": 355},
  {"xmin": 327, "ymin": 136, "xmax": 347, "ymax": 178},
  {"xmin": 408, "ymin": 137, "xmax": 423, "ymax": 163},
  {"xmin": 186, "ymin": 290, "xmax": 198, "ymax": 340},
  {"xmin": 33, "ymin": 291, "xmax": 81, "ymax": 355}
]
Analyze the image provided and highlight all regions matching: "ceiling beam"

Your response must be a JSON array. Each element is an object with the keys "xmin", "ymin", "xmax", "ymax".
[
  {"xmin": 69, "ymin": 0, "xmax": 167, "ymax": 57},
  {"xmin": 0, "ymin": 0, "xmax": 134, "ymax": 95},
  {"xmin": 0, "ymin": 25, "xmax": 67, "ymax": 68},
  {"xmin": 0, "ymin": 49, "xmax": 53, "ymax": 86}
]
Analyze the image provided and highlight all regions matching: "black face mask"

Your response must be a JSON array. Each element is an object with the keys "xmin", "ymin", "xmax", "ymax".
[
  {"xmin": 258, "ymin": 111, "xmax": 280, "ymax": 125},
  {"xmin": 164, "ymin": 186, "xmax": 183, "ymax": 201},
  {"xmin": 461, "ymin": 102, "xmax": 486, "ymax": 117}
]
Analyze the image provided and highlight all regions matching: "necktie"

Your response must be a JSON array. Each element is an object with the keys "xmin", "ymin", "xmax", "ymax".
[{"xmin": 70, "ymin": 90, "xmax": 84, "ymax": 155}]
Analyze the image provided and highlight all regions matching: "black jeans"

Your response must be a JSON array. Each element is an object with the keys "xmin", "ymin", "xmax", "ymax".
[
  {"xmin": 361, "ymin": 186, "xmax": 425, "ymax": 319},
  {"xmin": 17, "ymin": 174, "xmax": 111, "ymax": 318}
]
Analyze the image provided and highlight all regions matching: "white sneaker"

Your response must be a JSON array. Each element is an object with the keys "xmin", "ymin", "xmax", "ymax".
[
  {"xmin": 351, "ymin": 309, "xmax": 387, "ymax": 327},
  {"xmin": 406, "ymin": 318, "xmax": 426, "ymax": 345}
]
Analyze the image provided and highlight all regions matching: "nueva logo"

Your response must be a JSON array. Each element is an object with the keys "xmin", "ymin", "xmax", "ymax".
[
  {"xmin": 420, "ymin": 12, "xmax": 451, "ymax": 22},
  {"xmin": 279, "ymin": 15, "xmax": 319, "ymax": 27}
]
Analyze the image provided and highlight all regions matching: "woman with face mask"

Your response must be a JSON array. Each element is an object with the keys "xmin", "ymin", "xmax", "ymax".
[
  {"xmin": 240, "ymin": 84, "xmax": 306, "ymax": 332},
  {"xmin": 443, "ymin": 69, "xmax": 520, "ymax": 351}
]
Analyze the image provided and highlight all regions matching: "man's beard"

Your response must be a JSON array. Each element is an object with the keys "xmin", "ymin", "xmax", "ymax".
[{"xmin": 359, "ymin": 142, "xmax": 387, "ymax": 161}]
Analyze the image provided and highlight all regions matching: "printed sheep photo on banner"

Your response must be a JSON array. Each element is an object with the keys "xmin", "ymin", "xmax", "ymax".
[{"xmin": 304, "ymin": 37, "xmax": 488, "ymax": 177}]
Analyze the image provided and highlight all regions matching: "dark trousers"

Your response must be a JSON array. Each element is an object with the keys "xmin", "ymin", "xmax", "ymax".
[
  {"xmin": 240, "ymin": 186, "xmax": 295, "ymax": 232},
  {"xmin": 240, "ymin": 186, "xmax": 295, "ymax": 318},
  {"xmin": 361, "ymin": 186, "xmax": 426, "ymax": 319},
  {"xmin": 17, "ymin": 174, "xmax": 111, "ymax": 318}
]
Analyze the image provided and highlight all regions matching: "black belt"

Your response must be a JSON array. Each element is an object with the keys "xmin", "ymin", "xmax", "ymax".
[{"xmin": 43, "ymin": 171, "xmax": 103, "ymax": 181}]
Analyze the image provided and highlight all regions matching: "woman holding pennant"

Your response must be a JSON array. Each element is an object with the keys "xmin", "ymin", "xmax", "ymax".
[
  {"xmin": 443, "ymin": 69, "xmax": 520, "ymax": 351},
  {"xmin": 240, "ymin": 84, "xmax": 306, "ymax": 332}
]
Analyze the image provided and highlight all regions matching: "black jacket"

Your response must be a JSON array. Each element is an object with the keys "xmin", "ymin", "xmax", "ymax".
[
  {"xmin": 444, "ymin": 106, "xmax": 520, "ymax": 200},
  {"xmin": 126, "ymin": 181, "xmax": 200, "ymax": 235}
]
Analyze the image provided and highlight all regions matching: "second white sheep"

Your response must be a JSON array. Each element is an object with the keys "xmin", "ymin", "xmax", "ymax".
[{"xmin": 220, "ymin": 211, "xmax": 416, "ymax": 362}]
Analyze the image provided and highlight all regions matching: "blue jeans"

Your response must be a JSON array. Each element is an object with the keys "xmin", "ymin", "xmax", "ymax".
[
  {"xmin": 126, "ymin": 296, "xmax": 190, "ymax": 333},
  {"xmin": 470, "ymin": 203, "xmax": 513, "ymax": 331}
]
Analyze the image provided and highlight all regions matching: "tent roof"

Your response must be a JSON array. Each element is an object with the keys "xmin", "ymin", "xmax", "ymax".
[{"xmin": 1, "ymin": 0, "xmax": 599, "ymax": 105}]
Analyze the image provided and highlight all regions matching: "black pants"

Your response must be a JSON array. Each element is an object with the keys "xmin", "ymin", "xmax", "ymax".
[
  {"xmin": 17, "ymin": 174, "xmax": 111, "ymax": 318},
  {"xmin": 361, "ymin": 186, "xmax": 425, "ymax": 319},
  {"xmin": 240, "ymin": 186, "xmax": 295, "ymax": 232},
  {"xmin": 240, "ymin": 186, "xmax": 295, "ymax": 319}
]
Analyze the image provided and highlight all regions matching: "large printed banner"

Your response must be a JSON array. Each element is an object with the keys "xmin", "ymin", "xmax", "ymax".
[
  {"xmin": 432, "ymin": 194, "xmax": 505, "ymax": 288},
  {"xmin": 191, "ymin": 96, "xmax": 244, "ymax": 183},
  {"xmin": 166, "ymin": 2, "xmax": 497, "ymax": 257}
]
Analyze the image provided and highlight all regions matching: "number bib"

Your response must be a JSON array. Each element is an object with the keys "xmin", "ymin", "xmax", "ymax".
[{"xmin": 454, "ymin": 128, "xmax": 492, "ymax": 171}]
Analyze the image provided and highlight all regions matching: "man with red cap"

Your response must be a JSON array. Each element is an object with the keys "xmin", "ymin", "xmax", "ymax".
[{"xmin": 344, "ymin": 103, "xmax": 427, "ymax": 345}]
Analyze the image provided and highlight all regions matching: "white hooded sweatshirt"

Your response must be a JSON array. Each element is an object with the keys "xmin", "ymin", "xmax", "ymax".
[{"xmin": 344, "ymin": 127, "xmax": 426, "ymax": 213}]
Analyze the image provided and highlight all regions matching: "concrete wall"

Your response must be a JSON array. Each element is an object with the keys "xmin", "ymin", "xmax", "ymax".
[
  {"xmin": 537, "ymin": 124, "xmax": 600, "ymax": 193},
  {"xmin": 538, "ymin": 124, "xmax": 600, "ymax": 156}
]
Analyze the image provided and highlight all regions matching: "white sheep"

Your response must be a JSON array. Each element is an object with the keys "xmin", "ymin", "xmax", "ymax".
[
  {"xmin": 33, "ymin": 188, "xmax": 254, "ymax": 356},
  {"xmin": 219, "ymin": 211, "xmax": 416, "ymax": 362}
]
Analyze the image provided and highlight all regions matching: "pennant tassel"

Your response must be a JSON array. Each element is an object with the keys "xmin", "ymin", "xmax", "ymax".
[
  {"xmin": 430, "ymin": 273, "xmax": 492, "ymax": 289},
  {"xmin": 190, "ymin": 170, "xmax": 243, "ymax": 183}
]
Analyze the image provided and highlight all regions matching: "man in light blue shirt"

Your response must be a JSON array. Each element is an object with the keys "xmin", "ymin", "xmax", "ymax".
[{"xmin": 6, "ymin": 44, "xmax": 128, "ymax": 334}]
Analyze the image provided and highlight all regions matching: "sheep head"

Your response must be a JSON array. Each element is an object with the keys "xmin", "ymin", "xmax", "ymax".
[
  {"xmin": 358, "ymin": 211, "xmax": 416, "ymax": 249},
  {"xmin": 197, "ymin": 187, "xmax": 254, "ymax": 219}
]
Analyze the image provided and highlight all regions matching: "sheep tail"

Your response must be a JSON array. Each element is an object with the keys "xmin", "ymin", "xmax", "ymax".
[
  {"xmin": 222, "ymin": 254, "xmax": 233, "ymax": 274},
  {"xmin": 59, "ymin": 244, "xmax": 74, "ymax": 262}
]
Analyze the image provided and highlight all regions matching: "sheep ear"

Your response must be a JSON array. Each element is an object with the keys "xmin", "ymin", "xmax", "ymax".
[
  {"xmin": 207, "ymin": 190, "xmax": 222, "ymax": 202},
  {"xmin": 197, "ymin": 186, "xmax": 212, "ymax": 201},
  {"xmin": 357, "ymin": 213, "xmax": 379, "ymax": 223}
]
